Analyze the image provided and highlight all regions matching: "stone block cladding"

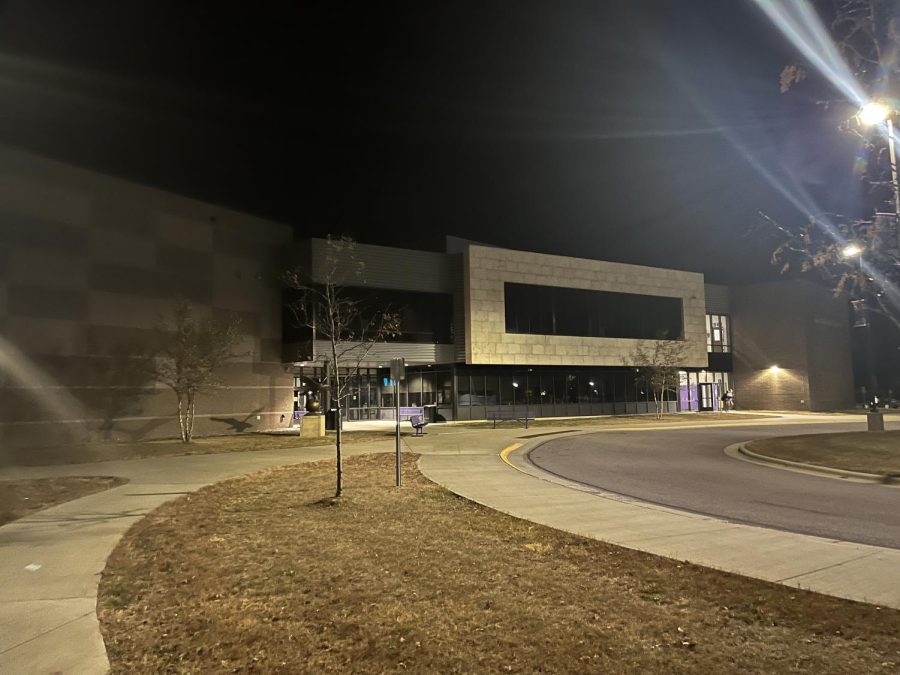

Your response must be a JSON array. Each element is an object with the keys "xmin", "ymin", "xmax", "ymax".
[
  {"xmin": 0, "ymin": 147, "xmax": 294, "ymax": 451},
  {"xmin": 463, "ymin": 244, "xmax": 708, "ymax": 368}
]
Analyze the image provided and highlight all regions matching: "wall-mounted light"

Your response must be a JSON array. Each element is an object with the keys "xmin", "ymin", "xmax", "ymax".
[
  {"xmin": 588, "ymin": 381, "xmax": 595, "ymax": 387},
  {"xmin": 512, "ymin": 381, "xmax": 519, "ymax": 388}
]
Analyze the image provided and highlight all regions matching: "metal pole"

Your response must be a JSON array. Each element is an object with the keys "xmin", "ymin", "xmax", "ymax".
[
  {"xmin": 395, "ymin": 379, "xmax": 401, "ymax": 487},
  {"xmin": 887, "ymin": 118, "xmax": 900, "ymax": 250},
  {"xmin": 856, "ymin": 252, "xmax": 878, "ymax": 400},
  {"xmin": 523, "ymin": 378, "xmax": 528, "ymax": 429}
]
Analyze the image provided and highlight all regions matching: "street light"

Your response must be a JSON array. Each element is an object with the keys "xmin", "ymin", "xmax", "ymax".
[
  {"xmin": 841, "ymin": 232, "xmax": 878, "ymax": 400},
  {"xmin": 511, "ymin": 380, "xmax": 528, "ymax": 420},
  {"xmin": 858, "ymin": 101, "xmax": 900, "ymax": 226},
  {"xmin": 859, "ymin": 101, "xmax": 889, "ymax": 126}
]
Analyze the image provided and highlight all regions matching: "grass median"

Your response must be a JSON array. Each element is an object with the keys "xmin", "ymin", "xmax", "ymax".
[
  {"xmin": 100, "ymin": 453, "xmax": 900, "ymax": 673},
  {"xmin": 746, "ymin": 430, "xmax": 900, "ymax": 475},
  {"xmin": 451, "ymin": 411, "xmax": 773, "ymax": 430},
  {"xmin": 2, "ymin": 430, "xmax": 397, "ymax": 467}
]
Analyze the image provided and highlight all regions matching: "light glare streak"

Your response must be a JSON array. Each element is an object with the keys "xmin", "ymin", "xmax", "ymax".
[{"xmin": 751, "ymin": 0, "xmax": 868, "ymax": 104}]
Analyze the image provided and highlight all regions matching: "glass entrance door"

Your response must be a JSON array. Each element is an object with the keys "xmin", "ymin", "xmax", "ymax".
[{"xmin": 698, "ymin": 383, "xmax": 715, "ymax": 411}]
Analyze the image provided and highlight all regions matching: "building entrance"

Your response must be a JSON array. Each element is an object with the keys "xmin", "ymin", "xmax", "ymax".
[{"xmin": 698, "ymin": 383, "xmax": 715, "ymax": 411}]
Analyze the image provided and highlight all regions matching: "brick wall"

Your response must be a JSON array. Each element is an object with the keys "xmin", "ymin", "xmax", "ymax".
[
  {"xmin": 0, "ymin": 147, "xmax": 294, "ymax": 451},
  {"xmin": 731, "ymin": 280, "xmax": 853, "ymax": 411}
]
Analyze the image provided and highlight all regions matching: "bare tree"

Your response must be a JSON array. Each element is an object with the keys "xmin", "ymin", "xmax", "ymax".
[
  {"xmin": 151, "ymin": 300, "xmax": 242, "ymax": 443},
  {"xmin": 761, "ymin": 0, "xmax": 900, "ymax": 331},
  {"xmin": 627, "ymin": 340, "xmax": 687, "ymax": 419},
  {"xmin": 763, "ymin": 211, "xmax": 900, "ymax": 332},
  {"xmin": 284, "ymin": 236, "xmax": 400, "ymax": 498}
]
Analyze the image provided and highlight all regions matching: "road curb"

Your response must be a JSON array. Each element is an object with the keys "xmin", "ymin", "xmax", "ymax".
[{"xmin": 735, "ymin": 443, "xmax": 897, "ymax": 484}]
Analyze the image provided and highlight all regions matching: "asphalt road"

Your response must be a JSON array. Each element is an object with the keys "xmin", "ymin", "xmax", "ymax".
[{"xmin": 528, "ymin": 421, "xmax": 900, "ymax": 549}]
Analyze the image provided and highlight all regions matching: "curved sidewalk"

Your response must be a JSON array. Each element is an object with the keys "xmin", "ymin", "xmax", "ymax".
[
  {"xmin": 0, "ymin": 442, "xmax": 387, "ymax": 674},
  {"xmin": 415, "ymin": 416, "xmax": 900, "ymax": 611},
  {"xmin": 1, "ymin": 412, "xmax": 894, "ymax": 673}
]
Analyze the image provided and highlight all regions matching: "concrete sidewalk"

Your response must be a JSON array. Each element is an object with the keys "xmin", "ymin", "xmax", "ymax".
[
  {"xmin": 0, "ymin": 442, "xmax": 390, "ymax": 674},
  {"xmin": 0, "ymin": 411, "xmax": 895, "ymax": 673},
  {"xmin": 413, "ymin": 417, "xmax": 900, "ymax": 611}
]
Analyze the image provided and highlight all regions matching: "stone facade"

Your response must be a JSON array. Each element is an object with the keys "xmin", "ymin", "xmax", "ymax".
[
  {"xmin": 463, "ymin": 244, "xmax": 708, "ymax": 368},
  {"xmin": 0, "ymin": 147, "xmax": 294, "ymax": 451},
  {"xmin": 731, "ymin": 280, "xmax": 854, "ymax": 411}
]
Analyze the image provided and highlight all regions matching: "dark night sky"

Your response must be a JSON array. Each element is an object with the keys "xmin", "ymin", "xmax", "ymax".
[{"xmin": 0, "ymin": 0, "xmax": 868, "ymax": 283}]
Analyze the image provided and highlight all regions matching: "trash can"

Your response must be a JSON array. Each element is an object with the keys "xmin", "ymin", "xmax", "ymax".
[
  {"xmin": 868, "ymin": 411, "xmax": 885, "ymax": 431},
  {"xmin": 424, "ymin": 404, "xmax": 437, "ymax": 423},
  {"xmin": 325, "ymin": 409, "xmax": 338, "ymax": 431}
]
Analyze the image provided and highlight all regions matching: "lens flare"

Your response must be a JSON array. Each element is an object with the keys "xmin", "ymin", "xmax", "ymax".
[
  {"xmin": 859, "ymin": 101, "xmax": 889, "ymax": 126},
  {"xmin": 750, "ymin": 0, "xmax": 867, "ymax": 105}
]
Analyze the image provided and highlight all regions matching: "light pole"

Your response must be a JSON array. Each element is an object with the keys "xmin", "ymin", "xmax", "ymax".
[
  {"xmin": 842, "ymin": 243, "xmax": 877, "ymax": 403},
  {"xmin": 858, "ymin": 102, "xmax": 900, "ymax": 250}
]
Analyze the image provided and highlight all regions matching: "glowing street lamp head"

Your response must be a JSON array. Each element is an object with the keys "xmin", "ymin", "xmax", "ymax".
[
  {"xmin": 842, "ymin": 243, "xmax": 863, "ymax": 258},
  {"xmin": 859, "ymin": 101, "xmax": 890, "ymax": 126}
]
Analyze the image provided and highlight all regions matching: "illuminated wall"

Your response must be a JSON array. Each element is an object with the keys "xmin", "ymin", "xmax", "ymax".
[
  {"xmin": 464, "ymin": 244, "xmax": 708, "ymax": 368},
  {"xmin": 731, "ymin": 279, "xmax": 853, "ymax": 411}
]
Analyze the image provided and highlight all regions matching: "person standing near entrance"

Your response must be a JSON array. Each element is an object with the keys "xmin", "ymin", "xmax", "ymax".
[{"xmin": 722, "ymin": 388, "xmax": 734, "ymax": 411}]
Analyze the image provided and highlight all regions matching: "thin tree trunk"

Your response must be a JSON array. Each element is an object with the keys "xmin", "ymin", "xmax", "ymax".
[
  {"xmin": 335, "ymin": 395, "xmax": 343, "ymax": 498},
  {"xmin": 332, "ymin": 348, "xmax": 343, "ymax": 498},
  {"xmin": 178, "ymin": 394, "xmax": 188, "ymax": 443},
  {"xmin": 187, "ymin": 393, "xmax": 196, "ymax": 443}
]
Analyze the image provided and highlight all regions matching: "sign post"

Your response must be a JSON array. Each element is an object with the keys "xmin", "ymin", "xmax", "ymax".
[{"xmin": 390, "ymin": 357, "xmax": 406, "ymax": 487}]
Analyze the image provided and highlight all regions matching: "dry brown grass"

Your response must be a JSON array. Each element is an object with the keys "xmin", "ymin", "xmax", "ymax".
[
  {"xmin": 747, "ymin": 431, "xmax": 900, "ymax": 475},
  {"xmin": 100, "ymin": 454, "xmax": 900, "ymax": 674},
  {"xmin": 457, "ymin": 412, "xmax": 774, "ymax": 430},
  {"xmin": 2, "ymin": 430, "xmax": 396, "ymax": 467},
  {"xmin": 0, "ymin": 476, "xmax": 127, "ymax": 525}
]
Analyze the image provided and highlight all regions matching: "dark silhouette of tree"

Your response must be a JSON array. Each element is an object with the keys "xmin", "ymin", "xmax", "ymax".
[
  {"xmin": 761, "ymin": 0, "xmax": 900, "ymax": 332},
  {"xmin": 284, "ymin": 236, "xmax": 400, "ymax": 498},
  {"xmin": 151, "ymin": 300, "xmax": 242, "ymax": 443},
  {"xmin": 627, "ymin": 339, "xmax": 687, "ymax": 419}
]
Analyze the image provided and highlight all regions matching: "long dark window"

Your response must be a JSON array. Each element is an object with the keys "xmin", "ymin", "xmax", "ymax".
[
  {"xmin": 284, "ymin": 287, "xmax": 453, "ymax": 344},
  {"xmin": 504, "ymin": 282, "xmax": 683, "ymax": 340}
]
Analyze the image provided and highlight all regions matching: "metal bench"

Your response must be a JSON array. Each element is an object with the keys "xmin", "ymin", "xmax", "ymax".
[
  {"xmin": 409, "ymin": 414, "xmax": 427, "ymax": 436},
  {"xmin": 488, "ymin": 409, "xmax": 535, "ymax": 429}
]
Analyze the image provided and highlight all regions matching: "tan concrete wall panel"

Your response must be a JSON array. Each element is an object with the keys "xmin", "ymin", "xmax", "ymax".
[
  {"xmin": 4, "ymin": 316, "xmax": 87, "ymax": 357},
  {"xmin": 157, "ymin": 213, "xmax": 214, "ymax": 250},
  {"xmin": 89, "ymin": 228, "xmax": 158, "ymax": 268},
  {"xmin": 8, "ymin": 247, "xmax": 89, "ymax": 290},
  {"xmin": 463, "ymin": 245, "xmax": 708, "ymax": 368}
]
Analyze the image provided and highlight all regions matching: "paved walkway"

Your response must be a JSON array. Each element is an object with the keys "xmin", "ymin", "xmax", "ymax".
[
  {"xmin": 1, "ymin": 412, "xmax": 896, "ymax": 673},
  {"xmin": 414, "ymin": 413, "xmax": 900, "ymax": 611},
  {"xmin": 0, "ymin": 443, "xmax": 385, "ymax": 674}
]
